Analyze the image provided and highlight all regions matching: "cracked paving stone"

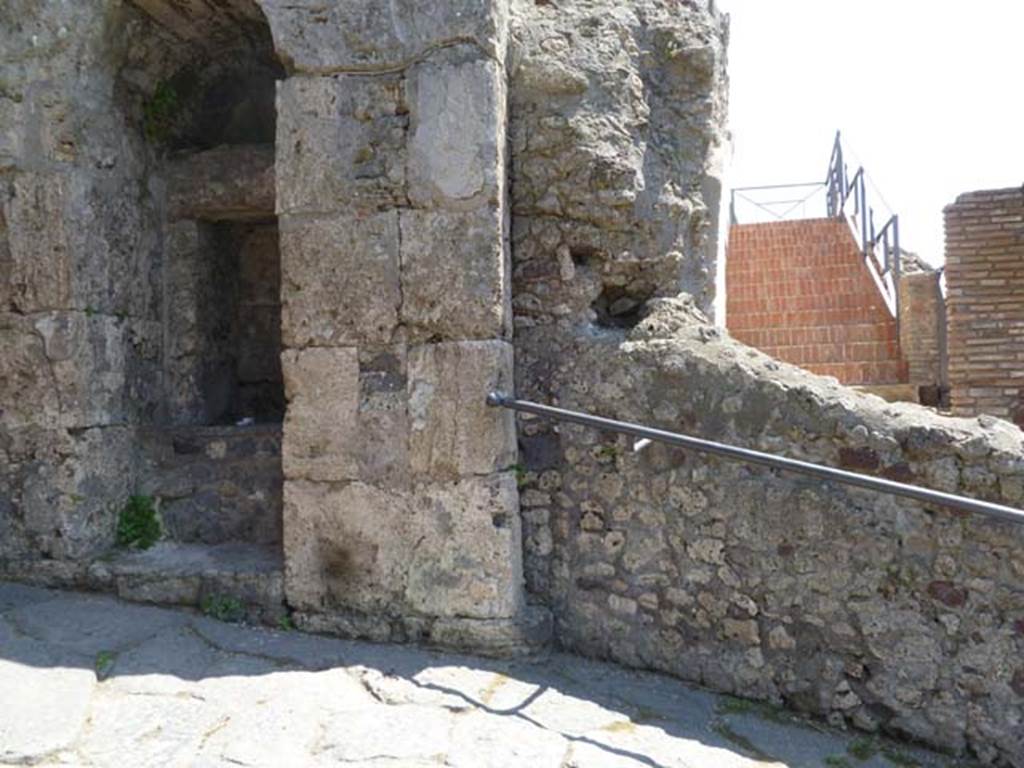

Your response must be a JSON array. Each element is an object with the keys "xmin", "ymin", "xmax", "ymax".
[
  {"xmin": 187, "ymin": 614, "xmax": 353, "ymax": 670},
  {"xmin": 103, "ymin": 626, "xmax": 268, "ymax": 697},
  {"xmin": 193, "ymin": 670, "xmax": 372, "ymax": 768},
  {"xmin": 0, "ymin": 581, "xmax": 60, "ymax": 614},
  {"xmin": 76, "ymin": 687, "xmax": 222, "ymax": 767},
  {"xmin": 314, "ymin": 704, "xmax": 455, "ymax": 764},
  {"xmin": 6, "ymin": 593, "xmax": 186, "ymax": 657},
  {"xmin": 0, "ymin": 585, "xmax": 961, "ymax": 768},
  {"xmin": 447, "ymin": 710, "xmax": 569, "ymax": 768}
]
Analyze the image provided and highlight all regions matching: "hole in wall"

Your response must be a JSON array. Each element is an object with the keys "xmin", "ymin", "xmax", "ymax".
[
  {"xmin": 570, "ymin": 245, "xmax": 602, "ymax": 267},
  {"xmin": 591, "ymin": 285, "xmax": 653, "ymax": 329}
]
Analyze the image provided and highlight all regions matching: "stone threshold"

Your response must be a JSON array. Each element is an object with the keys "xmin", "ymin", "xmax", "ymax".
[{"xmin": 1, "ymin": 542, "xmax": 286, "ymax": 626}]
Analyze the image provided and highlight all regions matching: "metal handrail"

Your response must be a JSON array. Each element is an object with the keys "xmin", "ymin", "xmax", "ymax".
[
  {"xmin": 825, "ymin": 131, "xmax": 901, "ymax": 318},
  {"xmin": 486, "ymin": 392, "xmax": 1024, "ymax": 526}
]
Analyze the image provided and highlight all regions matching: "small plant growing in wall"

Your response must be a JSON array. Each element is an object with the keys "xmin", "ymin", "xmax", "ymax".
[
  {"xmin": 142, "ymin": 81, "xmax": 179, "ymax": 143},
  {"xmin": 115, "ymin": 495, "xmax": 160, "ymax": 550}
]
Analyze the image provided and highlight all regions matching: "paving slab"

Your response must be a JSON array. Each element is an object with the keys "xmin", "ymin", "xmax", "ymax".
[
  {"xmin": 0, "ymin": 581, "xmax": 60, "ymax": 613},
  {"xmin": 0, "ymin": 582, "xmax": 969, "ymax": 768}
]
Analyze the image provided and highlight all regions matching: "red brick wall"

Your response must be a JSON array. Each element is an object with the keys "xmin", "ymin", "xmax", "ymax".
[
  {"xmin": 726, "ymin": 218, "xmax": 907, "ymax": 385},
  {"xmin": 898, "ymin": 271, "xmax": 945, "ymax": 388},
  {"xmin": 944, "ymin": 187, "xmax": 1024, "ymax": 426}
]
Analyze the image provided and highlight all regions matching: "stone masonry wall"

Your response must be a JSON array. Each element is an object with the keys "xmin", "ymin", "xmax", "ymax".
[
  {"xmin": 945, "ymin": 187, "xmax": 1024, "ymax": 426},
  {"xmin": 260, "ymin": 0, "xmax": 539, "ymax": 651},
  {"xmin": 510, "ymin": 2, "xmax": 1024, "ymax": 763},
  {"xmin": 1, "ymin": 0, "xmax": 282, "ymax": 569},
  {"xmin": 1, "ymin": 1, "xmax": 164, "ymax": 563},
  {"xmin": 509, "ymin": 0, "xmax": 729, "ymax": 596},
  {"xmin": 522, "ymin": 301, "xmax": 1024, "ymax": 765}
]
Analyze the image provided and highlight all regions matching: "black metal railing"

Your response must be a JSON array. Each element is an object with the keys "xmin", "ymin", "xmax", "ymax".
[
  {"xmin": 487, "ymin": 392, "xmax": 1024, "ymax": 526},
  {"xmin": 728, "ymin": 132, "xmax": 903, "ymax": 320},
  {"xmin": 825, "ymin": 131, "xmax": 901, "ymax": 318}
]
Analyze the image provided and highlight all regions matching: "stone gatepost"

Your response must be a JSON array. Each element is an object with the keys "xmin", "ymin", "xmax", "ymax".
[{"xmin": 261, "ymin": 1, "xmax": 537, "ymax": 649}]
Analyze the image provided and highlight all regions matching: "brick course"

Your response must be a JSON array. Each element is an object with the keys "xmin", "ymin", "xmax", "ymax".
[
  {"xmin": 898, "ymin": 270, "xmax": 945, "ymax": 392},
  {"xmin": 944, "ymin": 186, "xmax": 1024, "ymax": 425},
  {"xmin": 726, "ymin": 218, "xmax": 908, "ymax": 385}
]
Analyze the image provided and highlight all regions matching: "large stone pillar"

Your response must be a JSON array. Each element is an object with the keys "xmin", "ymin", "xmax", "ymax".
[{"xmin": 263, "ymin": 0, "xmax": 540, "ymax": 650}]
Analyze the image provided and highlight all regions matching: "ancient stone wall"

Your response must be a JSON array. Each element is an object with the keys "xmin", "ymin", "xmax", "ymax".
[
  {"xmin": 945, "ymin": 187, "xmax": 1024, "ymax": 426},
  {"xmin": 509, "ymin": 2, "xmax": 1024, "ymax": 763},
  {"xmin": 509, "ymin": 0, "xmax": 729, "ymax": 596},
  {"xmin": 258, "ymin": 0, "xmax": 538, "ymax": 650},
  {"xmin": 1, "ymin": 2, "xmax": 164, "ymax": 563},
  {"xmin": 1, "ymin": 0, "xmax": 288, "ymax": 566}
]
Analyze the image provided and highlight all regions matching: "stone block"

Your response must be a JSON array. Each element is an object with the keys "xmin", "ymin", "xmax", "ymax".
[
  {"xmin": 30, "ymin": 311, "xmax": 148, "ymax": 430},
  {"xmin": 407, "ymin": 56, "xmax": 505, "ymax": 208},
  {"xmin": 408, "ymin": 341, "xmax": 517, "ymax": 480},
  {"xmin": 404, "ymin": 473, "xmax": 524, "ymax": 619},
  {"xmin": 276, "ymin": 75, "xmax": 407, "ymax": 215},
  {"xmin": 283, "ymin": 473, "xmax": 523, "ymax": 619},
  {"xmin": 281, "ymin": 347, "xmax": 360, "ymax": 483},
  {"xmin": 16, "ymin": 426, "xmax": 136, "ymax": 561},
  {"xmin": 0, "ymin": 314, "xmax": 61, "ymax": 431},
  {"xmin": 281, "ymin": 345, "xmax": 411, "ymax": 485},
  {"xmin": 20, "ymin": 310, "xmax": 160, "ymax": 430},
  {"xmin": 0, "ymin": 94, "xmax": 24, "ymax": 172},
  {"xmin": 280, "ymin": 211, "xmax": 401, "ymax": 348},
  {"xmin": 2, "ymin": 171, "xmax": 159, "ymax": 318},
  {"xmin": 166, "ymin": 145, "xmax": 275, "ymax": 221},
  {"xmin": 399, "ymin": 206, "xmax": 509, "ymax": 341},
  {"xmin": 355, "ymin": 345, "xmax": 410, "ymax": 485},
  {"xmin": 2, "ymin": 173, "xmax": 72, "ymax": 311},
  {"xmin": 259, "ymin": 0, "xmax": 507, "ymax": 74}
]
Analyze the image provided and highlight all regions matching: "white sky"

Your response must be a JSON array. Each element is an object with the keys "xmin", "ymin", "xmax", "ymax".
[{"xmin": 717, "ymin": 0, "xmax": 1024, "ymax": 265}]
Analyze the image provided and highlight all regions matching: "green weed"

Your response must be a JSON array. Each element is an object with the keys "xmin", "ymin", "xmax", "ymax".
[
  {"xmin": 201, "ymin": 595, "xmax": 246, "ymax": 623},
  {"xmin": 848, "ymin": 737, "xmax": 878, "ymax": 761},
  {"xmin": 116, "ymin": 495, "xmax": 160, "ymax": 550},
  {"xmin": 94, "ymin": 650, "xmax": 117, "ymax": 679},
  {"xmin": 143, "ymin": 82, "xmax": 179, "ymax": 142}
]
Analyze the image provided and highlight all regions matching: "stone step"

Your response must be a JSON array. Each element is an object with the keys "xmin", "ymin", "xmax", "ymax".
[
  {"xmin": 89, "ymin": 542, "xmax": 285, "ymax": 625},
  {"xmin": 138, "ymin": 425, "xmax": 283, "ymax": 546},
  {"xmin": 139, "ymin": 424, "xmax": 282, "ymax": 467}
]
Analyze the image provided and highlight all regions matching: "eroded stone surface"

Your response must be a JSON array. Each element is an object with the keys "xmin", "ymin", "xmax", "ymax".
[
  {"xmin": 279, "ymin": 212, "xmax": 401, "ymax": 348},
  {"xmin": 408, "ymin": 340, "xmax": 517, "ymax": 480},
  {"xmin": 275, "ymin": 75, "xmax": 408, "ymax": 215},
  {"xmin": 399, "ymin": 206, "xmax": 509, "ymax": 341},
  {"xmin": 0, "ymin": 585, "xmax": 959, "ymax": 768},
  {"xmin": 281, "ymin": 346, "xmax": 360, "ymax": 482},
  {"xmin": 407, "ymin": 54, "xmax": 505, "ymax": 208},
  {"xmin": 258, "ymin": 0, "xmax": 508, "ymax": 74},
  {"xmin": 284, "ymin": 474, "xmax": 522, "ymax": 621}
]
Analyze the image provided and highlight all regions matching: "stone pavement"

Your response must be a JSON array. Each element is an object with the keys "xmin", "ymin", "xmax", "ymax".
[{"xmin": 0, "ymin": 583, "xmax": 960, "ymax": 768}]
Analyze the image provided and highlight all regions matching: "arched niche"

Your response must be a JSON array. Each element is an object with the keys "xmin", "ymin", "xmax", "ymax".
[{"xmin": 121, "ymin": 0, "xmax": 286, "ymax": 427}]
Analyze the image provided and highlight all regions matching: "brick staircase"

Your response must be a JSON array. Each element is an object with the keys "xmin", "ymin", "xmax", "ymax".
[{"xmin": 726, "ymin": 218, "xmax": 908, "ymax": 385}]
